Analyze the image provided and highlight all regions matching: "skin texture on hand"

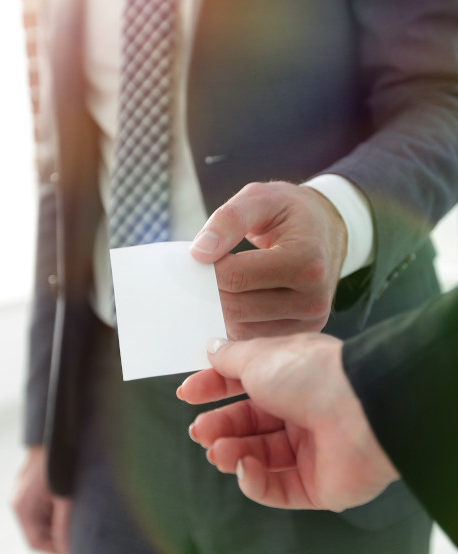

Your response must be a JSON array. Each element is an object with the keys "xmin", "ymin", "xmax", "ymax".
[
  {"xmin": 12, "ymin": 446, "xmax": 72, "ymax": 553},
  {"xmin": 190, "ymin": 182, "xmax": 347, "ymax": 340},
  {"xmin": 178, "ymin": 334, "xmax": 399, "ymax": 511}
]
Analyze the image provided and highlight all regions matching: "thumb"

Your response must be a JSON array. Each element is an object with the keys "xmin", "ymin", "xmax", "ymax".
[
  {"xmin": 206, "ymin": 336, "xmax": 267, "ymax": 383},
  {"xmin": 190, "ymin": 182, "xmax": 283, "ymax": 263}
]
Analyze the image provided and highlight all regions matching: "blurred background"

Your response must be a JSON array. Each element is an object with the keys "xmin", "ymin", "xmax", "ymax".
[{"xmin": 0, "ymin": 1, "xmax": 456, "ymax": 552}]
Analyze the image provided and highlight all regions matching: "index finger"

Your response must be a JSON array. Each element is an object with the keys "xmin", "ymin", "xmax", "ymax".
[
  {"xmin": 178, "ymin": 367, "xmax": 245, "ymax": 405},
  {"xmin": 215, "ymin": 247, "xmax": 315, "ymax": 293}
]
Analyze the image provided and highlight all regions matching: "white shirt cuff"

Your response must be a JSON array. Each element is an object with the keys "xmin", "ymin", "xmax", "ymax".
[{"xmin": 300, "ymin": 174, "xmax": 375, "ymax": 278}]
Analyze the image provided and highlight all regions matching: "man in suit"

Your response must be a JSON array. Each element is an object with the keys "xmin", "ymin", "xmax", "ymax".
[
  {"xmin": 12, "ymin": 0, "xmax": 458, "ymax": 553},
  {"xmin": 178, "ymin": 285, "xmax": 458, "ymax": 547}
]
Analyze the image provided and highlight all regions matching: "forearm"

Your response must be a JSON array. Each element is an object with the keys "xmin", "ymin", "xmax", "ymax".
[{"xmin": 326, "ymin": 0, "xmax": 458, "ymax": 307}]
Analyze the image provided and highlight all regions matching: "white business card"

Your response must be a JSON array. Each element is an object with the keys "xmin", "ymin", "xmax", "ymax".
[{"xmin": 110, "ymin": 241, "xmax": 226, "ymax": 380}]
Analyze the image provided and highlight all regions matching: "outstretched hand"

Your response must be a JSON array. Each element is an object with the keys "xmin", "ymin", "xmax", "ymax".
[
  {"xmin": 190, "ymin": 182, "xmax": 347, "ymax": 340},
  {"xmin": 177, "ymin": 334, "xmax": 398, "ymax": 511}
]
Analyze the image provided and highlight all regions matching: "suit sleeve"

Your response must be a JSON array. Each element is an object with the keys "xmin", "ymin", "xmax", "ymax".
[
  {"xmin": 343, "ymin": 286, "xmax": 458, "ymax": 546},
  {"xmin": 25, "ymin": 184, "xmax": 58, "ymax": 445},
  {"xmin": 327, "ymin": 0, "xmax": 458, "ymax": 318}
]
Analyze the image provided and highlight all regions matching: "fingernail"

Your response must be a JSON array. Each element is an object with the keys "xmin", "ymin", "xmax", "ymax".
[
  {"xmin": 191, "ymin": 230, "xmax": 220, "ymax": 254},
  {"xmin": 176, "ymin": 386, "xmax": 183, "ymax": 400},
  {"xmin": 206, "ymin": 448, "xmax": 215, "ymax": 464},
  {"xmin": 189, "ymin": 423, "xmax": 198, "ymax": 443},
  {"xmin": 236, "ymin": 459, "xmax": 244, "ymax": 481},
  {"xmin": 207, "ymin": 337, "xmax": 229, "ymax": 354}
]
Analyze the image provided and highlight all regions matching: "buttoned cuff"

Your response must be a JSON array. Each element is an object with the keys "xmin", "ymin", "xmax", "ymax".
[{"xmin": 300, "ymin": 174, "xmax": 375, "ymax": 278}]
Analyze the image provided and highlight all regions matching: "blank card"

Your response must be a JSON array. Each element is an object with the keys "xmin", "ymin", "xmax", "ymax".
[{"xmin": 110, "ymin": 241, "xmax": 226, "ymax": 380}]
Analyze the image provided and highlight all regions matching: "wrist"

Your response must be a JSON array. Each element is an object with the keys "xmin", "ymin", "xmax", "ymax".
[
  {"xmin": 299, "ymin": 186, "xmax": 348, "ymax": 273},
  {"xmin": 300, "ymin": 175, "xmax": 374, "ymax": 277},
  {"xmin": 335, "ymin": 340, "xmax": 400, "ymax": 485}
]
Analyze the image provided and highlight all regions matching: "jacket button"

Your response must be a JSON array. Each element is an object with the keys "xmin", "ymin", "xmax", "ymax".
[
  {"xmin": 204, "ymin": 154, "xmax": 228, "ymax": 165},
  {"xmin": 48, "ymin": 274, "xmax": 59, "ymax": 296}
]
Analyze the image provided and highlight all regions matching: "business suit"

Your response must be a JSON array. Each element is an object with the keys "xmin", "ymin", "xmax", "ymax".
[
  {"xmin": 26, "ymin": 0, "xmax": 458, "ymax": 552},
  {"xmin": 343, "ymin": 285, "xmax": 458, "ymax": 547}
]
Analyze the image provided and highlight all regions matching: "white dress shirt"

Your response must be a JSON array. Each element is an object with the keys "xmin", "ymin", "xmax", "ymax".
[{"xmin": 84, "ymin": 0, "xmax": 374, "ymax": 325}]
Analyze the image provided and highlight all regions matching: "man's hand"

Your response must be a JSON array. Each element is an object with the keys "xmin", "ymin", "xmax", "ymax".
[
  {"xmin": 177, "ymin": 334, "xmax": 398, "ymax": 511},
  {"xmin": 12, "ymin": 446, "xmax": 72, "ymax": 553},
  {"xmin": 190, "ymin": 182, "xmax": 347, "ymax": 340}
]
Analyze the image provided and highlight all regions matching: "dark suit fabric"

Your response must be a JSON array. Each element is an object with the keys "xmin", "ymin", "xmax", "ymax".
[
  {"xmin": 26, "ymin": 0, "xmax": 458, "ymax": 551},
  {"xmin": 343, "ymin": 286, "xmax": 458, "ymax": 547}
]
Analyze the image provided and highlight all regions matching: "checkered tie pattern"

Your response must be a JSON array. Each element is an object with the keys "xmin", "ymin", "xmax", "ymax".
[{"xmin": 109, "ymin": 0, "xmax": 176, "ymax": 249}]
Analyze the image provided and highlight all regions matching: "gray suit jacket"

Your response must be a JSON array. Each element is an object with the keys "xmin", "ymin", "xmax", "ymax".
[{"xmin": 27, "ymin": 0, "xmax": 458, "ymax": 533}]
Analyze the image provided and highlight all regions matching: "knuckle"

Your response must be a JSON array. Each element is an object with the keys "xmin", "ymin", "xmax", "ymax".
[
  {"xmin": 223, "ymin": 300, "xmax": 245, "ymax": 323},
  {"xmin": 216, "ymin": 201, "xmax": 244, "ymax": 229},
  {"xmin": 193, "ymin": 412, "xmax": 206, "ymax": 428},
  {"xmin": 283, "ymin": 259, "xmax": 307, "ymax": 290},
  {"xmin": 226, "ymin": 322, "xmax": 252, "ymax": 341},
  {"xmin": 242, "ymin": 181, "xmax": 267, "ymax": 197},
  {"xmin": 28, "ymin": 536, "xmax": 42, "ymax": 550},
  {"xmin": 295, "ymin": 290, "xmax": 331, "ymax": 321},
  {"xmin": 222, "ymin": 267, "xmax": 249, "ymax": 292},
  {"xmin": 309, "ymin": 295, "xmax": 332, "ymax": 319},
  {"xmin": 230, "ymin": 269, "xmax": 248, "ymax": 292},
  {"xmin": 292, "ymin": 260, "xmax": 328, "ymax": 291},
  {"xmin": 302, "ymin": 259, "xmax": 327, "ymax": 283},
  {"xmin": 307, "ymin": 316, "xmax": 329, "ymax": 332},
  {"xmin": 306, "ymin": 488, "xmax": 330, "ymax": 512}
]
